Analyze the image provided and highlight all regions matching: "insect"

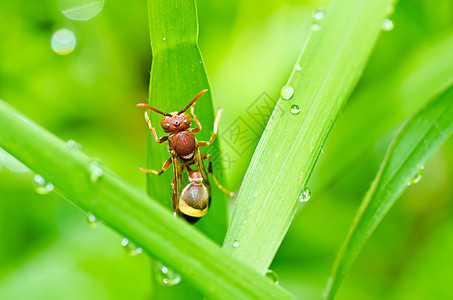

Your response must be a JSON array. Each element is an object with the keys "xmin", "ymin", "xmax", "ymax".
[{"xmin": 137, "ymin": 89, "xmax": 234, "ymax": 224}]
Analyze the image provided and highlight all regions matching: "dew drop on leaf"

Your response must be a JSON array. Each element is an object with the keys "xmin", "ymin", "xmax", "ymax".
[
  {"xmin": 121, "ymin": 237, "xmax": 143, "ymax": 256},
  {"xmin": 281, "ymin": 85, "xmax": 294, "ymax": 100},
  {"xmin": 86, "ymin": 212, "xmax": 101, "ymax": 228},
  {"xmin": 290, "ymin": 105, "xmax": 300, "ymax": 115},
  {"xmin": 154, "ymin": 261, "xmax": 182, "ymax": 286},
  {"xmin": 233, "ymin": 240, "xmax": 240, "ymax": 248},
  {"xmin": 33, "ymin": 174, "xmax": 54, "ymax": 194},
  {"xmin": 381, "ymin": 19, "xmax": 394, "ymax": 31},
  {"xmin": 299, "ymin": 187, "xmax": 311, "ymax": 202},
  {"xmin": 408, "ymin": 166, "xmax": 424, "ymax": 185},
  {"xmin": 313, "ymin": 9, "xmax": 325, "ymax": 20},
  {"xmin": 265, "ymin": 269, "xmax": 279, "ymax": 284},
  {"xmin": 66, "ymin": 139, "xmax": 82, "ymax": 151},
  {"xmin": 89, "ymin": 161, "xmax": 104, "ymax": 182}
]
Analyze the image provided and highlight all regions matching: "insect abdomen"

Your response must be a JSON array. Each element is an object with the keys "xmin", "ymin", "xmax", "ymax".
[{"xmin": 179, "ymin": 182, "xmax": 209, "ymax": 220}]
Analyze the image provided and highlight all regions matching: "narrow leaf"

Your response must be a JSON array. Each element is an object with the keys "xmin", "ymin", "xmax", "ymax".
[
  {"xmin": 326, "ymin": 83, "xmax": 453, "ymax": 299},
  {"xmin": 223, "ymin": 0, "xmax": 396, "ymax": 274},
  {"xmin": 0, "ymin": 100, "xmax": 295, "ymax": 300},
  {"xmin": 146, "ymin": 0, "xmax": 227, "ymax": 243}
]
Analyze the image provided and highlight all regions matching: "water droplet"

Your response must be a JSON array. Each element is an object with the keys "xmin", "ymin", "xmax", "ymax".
[
  {"xmin": 33, "ymin": 174, "xmax": 54, "ymax": 195},
  {"xmin": 89, "ymin": 161, "xmax": 104, "ymax": 182},
  {"xmin": 299, "ymin": 187, "xmax": 311, "ymax": 202},
  {"xmin": 381, "ymin": 19, "xmax": 394, "ymax": 31},
  {"xmin": 86, "ymin": 212, "xmax": 101, "ymax": 228},
  {"xmin": 265, "ymin": 269, "xmax": 279, "ymax": 284},
  {"xmin": 290, "ymin": 105, "xmax": 300, "ymax": 115},
  {"xmin": 233, "ymin": 240, "xmax": 240, "ymax": 248},
  {"xmin": 66, "ymin": 139, "xmax": 82, "ymax": 151},
  {"xmin": 61, "ymin": 0, "xmax": 104, "ymax": 21},
  {"xmin": 121, "ymin": 237, "xmax": 143, "ymax": 256},
  {"xmin": 51, "ymin": 29, "xmax": 76, "ymax": 55},
  {"xmin": 294, "ymin": 64, "xmax": 302, "ymax": 71},
  {"xmin": 281, "ymin": 85, "xmax": 294, "ymax": 100},
  {"xmin": 313, "ymin": 9, "xmax": 325, "ymax": 20},
  {"xmin": 162, "ymin": 37, "xmax": 166, "ymax": 41},
  {"xmin": 154, "ymin": 261, "xmax": 182, "ymax": 286},
  {"xmin": 311, "ymin": 23, "xmax": 321, "ymax": 31},
  {"xmin": 243, "ymin": 220, "xmax": 247, "ymax": 224},
  {"xmin": 408, "ymin": 166, "xmax": 424, "ymax": 185}
]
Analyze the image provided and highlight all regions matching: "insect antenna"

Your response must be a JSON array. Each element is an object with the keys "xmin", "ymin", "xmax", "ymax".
[
  {"xmin": 178, "ymin": 89, "xmax": 208, "ymax": 115},
  {"xmin": 136, "ymin": 103, "xmax": 172, "ymax": 117}
]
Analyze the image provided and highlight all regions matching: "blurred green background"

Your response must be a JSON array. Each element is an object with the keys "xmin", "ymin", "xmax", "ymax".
[{"xmin": 1, "ymin": 0, "xmax": 452, "ymax": 299}]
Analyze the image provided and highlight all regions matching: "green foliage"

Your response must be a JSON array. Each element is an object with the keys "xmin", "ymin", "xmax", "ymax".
[
  {"xmin": 0, "ymin": 100, "xmax": 294, "ymax": 299},
  {"xmin": 1, "ymin": 0, "xmax": 453, "ymax": 299},
  {"xmin": 146, "ymin": 0, "xmax": 227, "ymax": 244},
  {"xmin": 223, "ymin": 0, "xmax": 395, "ymax": 274},
  {"xmin": 326, "ymin": 83, "xmax": 453, "ymax": 298}
]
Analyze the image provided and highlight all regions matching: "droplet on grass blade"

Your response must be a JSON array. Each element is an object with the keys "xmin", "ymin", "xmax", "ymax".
[
  {"xmin": 281, "ymin": 85, "xmax": 294, "ymax": 100},
  {"xmin": 290, "ymin": 105, "xmax": 300, "ymax": 115},
  {"xmin": 89, "ymin": 161, "xmax": 104, "ymax": 182},
  {"xmin": 299, "ymin": 187, "xmax": 311, "ymax": 202},
  {"xmin": 121, "ymin": 237, "xmax": 143, "ymax": 256},
  {"xmin": 66, "ymin": 139, "xmax": 82, "ymax": 151},
  {"xmin": 154, "ymin": 262, "xmax": 182, "ymax": 286},
  {"xmin": 408, "ymin": 166, "xmax": 424, "ymax": 185},
  {"xmin": 381, "ymin": 19, "xmax": 394, "ymax": 31},
  {"xmin": 265, "ymin": 270, "xmax": 279, "ymax": 284},
  {"xmin": 313, "ymin": 9, "xmax": 325, "ymax": 20},
  {"xmin": 33, "ymin": 174, "xmax": 54, "ymax": 194},
  {"xmin": 86, "ymin": 212, "xmax": 101, "ymax": 228}
]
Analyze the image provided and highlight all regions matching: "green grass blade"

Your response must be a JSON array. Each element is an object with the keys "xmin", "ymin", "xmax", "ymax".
[
  {"xmin": 0, "ymin": 100, "xmax": 295, "ymax": 300},
  {"xmin": 146, "ymin": 0, "xmax": 227, "ymax": 244},
  {"xmin": 326, "ymin": 83, "xmax": 453, "ymax": 299},
  {"xmin": 317, "ymin": 32, "xmax": 453, "ymax": 193},
  {"xmin": 223, "ymin": 0, "xmax": 396, "ymax": 273}
]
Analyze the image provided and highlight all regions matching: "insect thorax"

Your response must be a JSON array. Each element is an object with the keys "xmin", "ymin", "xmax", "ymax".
[{"xmin": 168, "ymin": 131, "xmax": 196, "ymax": 160}]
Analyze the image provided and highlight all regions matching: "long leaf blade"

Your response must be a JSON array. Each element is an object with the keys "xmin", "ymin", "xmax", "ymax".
[
  {"xmin": 146, "ymin": 0, "xmax": 227, "ymax": 244},
  {"xmin": 0, "ymin": 100, "xmax": 295, "ymax": 300},
  {"xmin": 326, "ymin": 83, "xmax": 453, "ymax": 299},
  {"xmin": 223, "ymin": 0, "xmax": 395, "ymax": 274}
]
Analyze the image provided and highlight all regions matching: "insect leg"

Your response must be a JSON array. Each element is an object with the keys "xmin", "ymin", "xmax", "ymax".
[
  {"xmin": 144, "ymin": 111, "xmax": 169, "ymax": 143},
  {"xmin": 201, "ymin": 154, "xmax": 235, "ymax": 197},
  {"xmin": 139, "ymin": 157, "xmax": 172, "ymax": 175},
  {"xmin": 190, "ymin": 102, "xmax": 202, "ymax": 134},
  {"xmin": 198, "ymin": 108, "xmax": 223, "ymax": 147}
]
